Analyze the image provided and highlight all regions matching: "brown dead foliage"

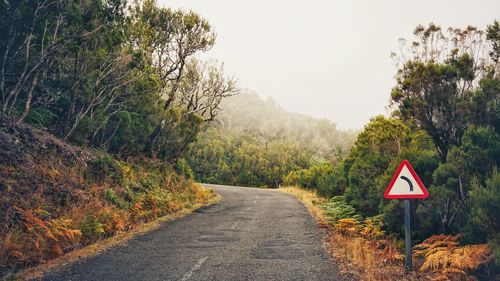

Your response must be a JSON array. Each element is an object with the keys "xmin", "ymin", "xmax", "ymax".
[
  {"xmin": 414, "ymin": 235, "xmax": 493, "ymax": 281},
  {"xmin": 0, "ymin": 121, "xmax": 214, "ymax": 276}
]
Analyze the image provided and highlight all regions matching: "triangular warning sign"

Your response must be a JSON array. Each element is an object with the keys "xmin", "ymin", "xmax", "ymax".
[{"xmin": 384, "ymin": 160, "xmax": 429, "ymax": 199}]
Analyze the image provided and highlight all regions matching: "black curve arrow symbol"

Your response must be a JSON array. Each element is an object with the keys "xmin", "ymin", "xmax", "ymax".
[{"xmin": 400, "ymin": 176, "xmax": 413, "ymax": 192}]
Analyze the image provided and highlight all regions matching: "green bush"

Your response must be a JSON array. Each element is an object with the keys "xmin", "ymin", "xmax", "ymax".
[
  {"xmin": 284, "ymin": 162, "xmax": 333, "ymax": 190},
  {"xmin": 25, "ymin": 107, "xmax": 57, "ymax": 128},
  {"xmin": 104, "ymin": 188, "xmax": 130, "ymax": 210},
  {"xmin": 176, "ymin": 158, "xmax": 194, "ymax": 179},
  {"xmin": 317, "ymin": 165, "xmax": 348, "ymax": 198},
  {"xmin": 469, "ymin": 170, "xmax": 500, "ymax": 267},
  {"xmin": 80, "ymin": 214, "xmax": 105, "ymax": 243},
  {"xmin": 140, "ymin": 176, "xmax": 161, "ymax": 190},
  {"xmin": 323, "ymin": 196, "xmax": 363, "ymax": 224},
  {"xmin": 85, "ymin": 156, "xmax": 124, "ymax": 185}
]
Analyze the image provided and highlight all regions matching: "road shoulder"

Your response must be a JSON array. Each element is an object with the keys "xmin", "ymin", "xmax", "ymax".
[{"xmin": 14, "ymin": 195, "xmax": 221, "ymax": 281}]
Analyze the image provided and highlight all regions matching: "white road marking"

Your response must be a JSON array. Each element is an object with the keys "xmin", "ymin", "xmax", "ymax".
[
  {"xmin": 179, "ymin": 257, "xmax": 208, "ymax": 281},
  {"xmin": 253, "ymin": 199, "xmax": 257, "ymax": 204}
]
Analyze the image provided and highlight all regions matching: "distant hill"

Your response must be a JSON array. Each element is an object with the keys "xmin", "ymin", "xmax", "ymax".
[
  {"xmin": 214, "ymin": 92, "xmax": 357, "ymax": 161},
  {"xmin": 185, "ymin": 92, "xmax": 358, "ymax": 187}
]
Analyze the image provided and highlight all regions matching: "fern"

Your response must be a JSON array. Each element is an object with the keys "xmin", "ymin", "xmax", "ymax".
[
  {"xmin": 335, "ymin": 218, "xmax": 362, "ymax": 236},
  {"xmin": 25, "ymin": 107, "xmax": 57, "ymax": 128},
  {"xmin": 1, "ymin": 208, "xmax": 81, "ymax": 265},
  {"xmin": 80, "ymin": 214, "xmax": 105, "ymax": 243},
  {"xmin": 323, "ymin": 196, "xmax": 363, "ymax": 224},
  {"xmin": 414, "ymin": 234, "xmax": 493, "ymax": 279},
  {"xmin": 360, "ymin": 215, "xmax": 385, "ymax": 239}
]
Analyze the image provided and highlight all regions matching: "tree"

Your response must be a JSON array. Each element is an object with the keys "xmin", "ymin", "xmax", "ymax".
[
  {"xmin": 343, "ymin": 116, "xmax": 410, "ymax": 216},
  {"xmin": 0, "ymin": 0, "xmax": 236, "ymax": 162},
  {"xmin": 486, "ymin": 20, "xmax": 500, "ymax": 74},
  {"xmin": 128, "ymin": 0, "xmax": 217, "ymax": 156},
  {"xmin": 178, "ymin": 59, "xmax": 238, "ymax": 122},
  {"xmin": 1, "ymin": 0, "xmax": 68, "ymax": 119},
  {"xmin": 390, "ymin": 24, "xmax": 490, "ymax": 162},
  {"xmin": 150, "ymin": 59, "xmax": 237, "ymax": 162},
  {"xmin": 0, "ymin": 0, "xmax": 128, "ymax": 129},
  {"xmin": 469, "ymin": 170, "xmax": 500, "ymax": 267},
  {"xmin": 427, "ymin": 126, "xmax": 500, "ymax": 233}
]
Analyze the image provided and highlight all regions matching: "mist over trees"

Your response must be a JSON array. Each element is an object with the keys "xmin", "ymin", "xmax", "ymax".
[{"xmin": 185, "ymin": 92, "xmax": 357, "ymax": 187}]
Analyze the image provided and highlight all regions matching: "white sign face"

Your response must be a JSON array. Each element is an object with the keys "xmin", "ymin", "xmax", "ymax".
[{"xmin": 384, "ymin": 160, "xmax": 429, "ymax": 199}]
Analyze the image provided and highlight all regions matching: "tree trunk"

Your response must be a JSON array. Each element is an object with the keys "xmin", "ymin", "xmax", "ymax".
[
  {"xmin": 441, "ymin": 196, "xmax": 450, "ymax": 233},
  {"xmin": 16, "ymin": 70, "xmax": 40, "ymax": 124},
  {"xmin": 147, "ymin": 119, "xmax": 166, "ymax": 157}
]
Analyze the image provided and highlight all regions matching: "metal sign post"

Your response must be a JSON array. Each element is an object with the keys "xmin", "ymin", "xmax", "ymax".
[
  {"xmin": 384, "ymin": 160, "xmax": 429, "ymax": 272},
  {"xmin": 404, "ymin": 199, "xmax": 412, "ymax": 271}
]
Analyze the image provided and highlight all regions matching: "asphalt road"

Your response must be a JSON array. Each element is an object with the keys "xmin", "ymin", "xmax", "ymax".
[{"xmin": 39, "ymin": 185, "xmax": 341, "ymax": 281}]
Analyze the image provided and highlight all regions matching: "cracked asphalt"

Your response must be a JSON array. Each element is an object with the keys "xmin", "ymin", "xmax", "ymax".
[{"xmin": 39, "ymin": 185, "xmax": 342, "ymax": 281}]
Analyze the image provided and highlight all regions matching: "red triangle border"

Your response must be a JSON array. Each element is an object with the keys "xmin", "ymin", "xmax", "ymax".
[{"xmin": 384, "ymin": 160, "xmax": 429, "ymax": 199}]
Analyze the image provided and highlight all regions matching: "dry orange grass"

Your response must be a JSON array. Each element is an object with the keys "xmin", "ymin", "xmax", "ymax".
[
  {"xmin": 1, "ymin": 208, "xmax": 82, "ymax": 267},
  {"xmin": 278, "ymin": 187, "xmax": 330, "ymax": 228},
  {"xmin": 0, "ymin": 121, "xmax": 220, "ymax": 278},
  {"xmin": 1, "ymin": 154, "xmax": 217, "ymax": 277},
  {"xmin": 280, "ymin": 186, "xmax": 495, "ymax": 281},
  {"xmin": 279, "ymin": 186, "xmax": 427, "ymax": 281}
]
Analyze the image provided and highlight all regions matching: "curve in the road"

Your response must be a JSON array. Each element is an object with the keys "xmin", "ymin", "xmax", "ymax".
[{"xmin": 39, "ymin": 185, "xmax": 342, "ymax": 281}]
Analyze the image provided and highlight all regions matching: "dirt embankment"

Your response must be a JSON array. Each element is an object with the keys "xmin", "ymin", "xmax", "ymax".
[
  {"xmin": 0, "ymin": 120, "xmax": 214, "ymax": 278},
  {"xmin": 1, "ymin": 120, "xmax": 96, "ymax": 235}
]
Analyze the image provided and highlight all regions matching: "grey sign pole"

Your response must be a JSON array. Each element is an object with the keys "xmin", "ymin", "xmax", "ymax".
[{"xmin": 404, "ymin": 199, "xmax": 412, "ymax": 271}]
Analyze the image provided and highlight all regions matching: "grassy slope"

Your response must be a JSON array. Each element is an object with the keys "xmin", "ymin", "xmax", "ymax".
[{"xmin": 0, "ymin": 121, "xmax": 216, "ymax": 278}]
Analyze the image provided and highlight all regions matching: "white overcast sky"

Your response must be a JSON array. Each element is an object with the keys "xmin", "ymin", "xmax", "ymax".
[{"xmin": 161, "ymin": 0, "xmax": 499, "ymax": 130}]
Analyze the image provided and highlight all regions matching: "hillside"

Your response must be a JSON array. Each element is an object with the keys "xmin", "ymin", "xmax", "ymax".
[
  {"xmin": 0, "ymin": 0, "xmax": 232, "ymax": 275},
  {"xmin": 185, "ymin": 93, "xmax": 357, "ymax": 187},
  {"xmin": 0, "ymin": 120, "xmax": 214, "ymax": 276},
  {"xmin": 217, "ymin": 92, "xmax": 357, "ymax": 159}
]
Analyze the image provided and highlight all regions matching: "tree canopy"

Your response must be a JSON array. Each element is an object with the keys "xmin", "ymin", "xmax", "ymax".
[{"xmin": 0, "ymin": 0, "xmax": 237, "ymax": 162}]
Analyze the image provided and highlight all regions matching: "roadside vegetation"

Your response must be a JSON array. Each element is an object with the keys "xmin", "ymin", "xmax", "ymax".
[
  {"xmin": 281, "ymin": 186, "xmax": 493, "ymax": 281},
  {"xmin": 0, "ymin": 0, "xmax": 498, "ymax": 279},
  {"xmin": 282, "ymin": 23, "xmax": 500, "ymax": 280},
  {"xmin": 0, "ymin": 0, "xmax": 230, "ymax": 276},
  {"xmin": 190, "ymin": 22, "xmax": 500, "ymax": 280}
]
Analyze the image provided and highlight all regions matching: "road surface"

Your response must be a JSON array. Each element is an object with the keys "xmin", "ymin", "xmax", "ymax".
[{"xmin": 39, "ymin": 185, "xmax": 341, "ymax": 281}]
